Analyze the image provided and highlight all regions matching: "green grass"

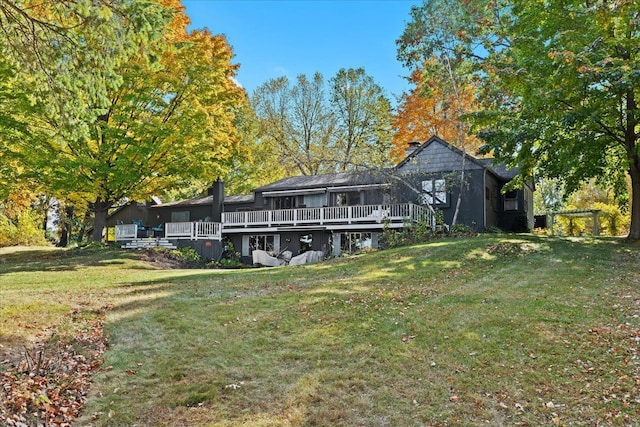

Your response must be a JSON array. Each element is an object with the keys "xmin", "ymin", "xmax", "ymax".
[{"xmin": 1, "ymin": 236, "xmax": 639, "ymax": 426}]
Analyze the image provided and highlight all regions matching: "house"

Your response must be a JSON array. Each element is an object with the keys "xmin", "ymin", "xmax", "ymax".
[
  {"xmin": 111, "ymin": 136, "xmax": 533, "ymax": 263},
  {"xmin": 394, "ymin": 136, "xmax": 534, "ymax": 232}
]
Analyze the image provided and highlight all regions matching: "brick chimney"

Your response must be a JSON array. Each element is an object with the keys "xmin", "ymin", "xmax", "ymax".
[
  {"xmin": 405, "ymin": 141, "xmax": 421, "ymax": 158},
  {"xmin": 208, "ymin": 179, "xmax": 224, "ymax": 222}
]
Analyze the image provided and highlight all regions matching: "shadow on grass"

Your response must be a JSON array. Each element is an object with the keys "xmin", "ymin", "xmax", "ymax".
[{"xmin": 0, "ymin": 247, "xmax": 144, "ymax": 274}]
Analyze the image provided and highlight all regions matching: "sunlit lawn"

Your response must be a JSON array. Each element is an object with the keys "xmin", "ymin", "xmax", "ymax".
[{"xmin": 1, "ymin": 236, "xmax": 638, "ymax": 426}]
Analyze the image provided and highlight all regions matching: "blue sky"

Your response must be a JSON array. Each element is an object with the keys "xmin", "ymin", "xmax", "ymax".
[{"xmin": 182, "ymin": 0, "xmax": 420, "ymax": 102}]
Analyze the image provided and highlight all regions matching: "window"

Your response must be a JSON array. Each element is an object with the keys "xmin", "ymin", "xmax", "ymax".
[
  {"xmin": 334, "ymin": 191, "xmax": 361, "ymax": 206},
  {"xmin": 421, "ymin": 179, "xmax": 447, "ymax": 206},
  {"xmin": 274, "ymin": 196, "xmax": 295, "ymax": 210},
  {"xmin": 171, "ymin": 211, "xmax": 190, "ymax": 222},
  {"xmin": 504, "ymin": 190, "xmax": 518, "ymax": 211},
  {"xmin": 242, "ymin": 234, "xmax": 280, "ymax": 256},
  {"xmin": 250, "ymin": 235, "xmax": 275, "ymax": 252},
  {"xmin": 341, "ymin": 232, "xmax": 372, "ymax": 253}
]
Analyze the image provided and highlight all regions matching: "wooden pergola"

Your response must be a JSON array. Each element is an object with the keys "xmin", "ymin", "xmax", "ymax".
[{"xmin": 546, "ymin": 209, "xmax": 602, "ymax": 236}]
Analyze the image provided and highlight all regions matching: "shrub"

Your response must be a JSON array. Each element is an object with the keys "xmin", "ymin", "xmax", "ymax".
[
  {"xmin": 0, "ymin": 210, "xmax": 47, "ymax": 247},
  {"xmin": 450, "ymin": 223, "xmax": 473, "ymax": 234},
  {"xmin": 178, "ymin": 247, "xmax": 201, "ymax": 262},
  {"xmin": 593, "ymin": 202, "xmax": 630, "ymax": 236}
]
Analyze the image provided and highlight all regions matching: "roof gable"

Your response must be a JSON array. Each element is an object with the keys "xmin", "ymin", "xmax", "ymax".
[{"xmin": 395, "ymin": 135, "xmax": 518, "ymax": 180}]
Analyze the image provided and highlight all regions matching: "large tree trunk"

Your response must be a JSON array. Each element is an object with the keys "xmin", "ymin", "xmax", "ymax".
[
  {"xmin": 58, "ymin": 205, "xmax": 74, "ymax": 247},
  {"xmin": 92, "ymin": 198, "xmax": 110, "ymax": 242},
  {"xmin": 628, "ymin": 162, "xmax": 640, "ymax": 240}
]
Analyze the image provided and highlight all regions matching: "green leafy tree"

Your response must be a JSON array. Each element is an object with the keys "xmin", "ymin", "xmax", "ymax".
[
  {"xmin": 2, "ymin": 1, "xmax": 245, "ymax": 241},
  {"xmin": 222, "ymin": 100, "xmax": 286, "ymax": 195},
  {"xmin": 0, "ymin": 0, "xmax": 169, "ymax": 140},
  {"xmin": 466, "ymin": 0, "xmax": 640, "ymax": 239},
  {"xmin": 252, "ymin": 69, "xmax": 394, "ymax": 176},
  {"xmin": 252, "ymin": 73, "xmax": 335, "ymax": 176},
  {"xmin": 399, "ymin": 0, "xmax": 640, "ymax": 239},
  {"xmin": 329, "ymin": 67, "xmax": 394, "ymax": 171}
]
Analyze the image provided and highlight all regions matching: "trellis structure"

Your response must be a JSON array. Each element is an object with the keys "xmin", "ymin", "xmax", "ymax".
[{"xmin": 547, "ymin": 209, "xmax": 602, "ymax": 236}]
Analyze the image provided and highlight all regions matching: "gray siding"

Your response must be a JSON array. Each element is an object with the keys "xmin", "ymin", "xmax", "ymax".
[
  {"xmin": 106, "ymin": 203, "xmax": 149, "ymax": 227},
  {"xmin": 397, "ymin": 141, "xmax": 484, "ymax": 175},
  {"xmin": 484, "ymin": 171, "xmax": 500, "ymax": 228}
]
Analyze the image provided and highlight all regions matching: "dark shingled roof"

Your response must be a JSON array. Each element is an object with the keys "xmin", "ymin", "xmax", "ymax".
[
  {"xmin": 224, "ymin": 194, "xmax": 254, "ymax": 204},
  {"xmin": 151, "ymin": 195, "xmax": 213, "ymax": 208},
  {"xmin": 151, "ymin": 193, "xmax": 254, "ymax": 208},
  {"xmin": 477, "ymin": 159, "xmax": 519, "ymax": 180},
  {"xmin": 396, "ymin": 136, "xmax": 520, "ymax": 181},
  {"xmin": 253, "ymin": 170, "xmax": 389, "ymax": 192}
]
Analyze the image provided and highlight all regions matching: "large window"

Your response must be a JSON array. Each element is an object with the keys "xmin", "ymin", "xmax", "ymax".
[
  {"xmin": 503, "ymin": 190, "xmax": 518, "ymax": 211},
  {"xmin": 421, "ymin": 179, "xmax": 447, "ymax": 206},
  {"xmin": 340, "ymin": 232, "xmax": 372, "ymax": 254},
  {"xmin": 274, "ymin": 196, "xmax": 296, "ymax": 210},
  {"xmin": 171, "ymin": 211, "xmax": 190, "ymax": 222},
  {"xmin": 242, "ymin": 234, "xmax": 280, "ymax": 256}
]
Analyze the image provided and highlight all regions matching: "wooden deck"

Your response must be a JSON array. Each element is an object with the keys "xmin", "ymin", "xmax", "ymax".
[
  {"xmin": 114, "ymin": 203, "xmax": 433, "ymax": 242},
  {"xmin": 222, "ymin": 203, "xmax": 432, "ymax": 229}
]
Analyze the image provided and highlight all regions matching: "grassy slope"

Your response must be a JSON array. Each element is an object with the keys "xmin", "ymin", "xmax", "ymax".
[{"xmin": 1, "ymin": 236, "xmax": 638, "ymax": 426}]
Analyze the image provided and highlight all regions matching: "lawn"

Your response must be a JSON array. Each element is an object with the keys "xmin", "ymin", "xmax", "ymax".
[{"xmin": 1, "ymin": 235, "xmax": 638, "ymax": 426}]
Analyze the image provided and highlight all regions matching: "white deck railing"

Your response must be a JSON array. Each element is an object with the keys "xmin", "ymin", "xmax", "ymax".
[
  {"xmin": 114, "ymin": 224, "xmax": 137, "ymax": 240},
  {"xmin": 115, "ymin": 204, "xmax": 432, "ymax": 242},
  {"xmin": 222, "ymin": 203, "xmax": 433, "ymax": 229},
  {"xmin": 115, "ymin": 222, "xmax": 222, "ymax": 242},
  {"xmin": 165, "ymin": 222, "xmax": 222, "ymax": 240}
]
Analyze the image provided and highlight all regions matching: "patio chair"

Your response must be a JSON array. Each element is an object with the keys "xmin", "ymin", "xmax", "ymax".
[{"xmin": 151, "ymin": 223, "xmax": 164, "ymax": 237}]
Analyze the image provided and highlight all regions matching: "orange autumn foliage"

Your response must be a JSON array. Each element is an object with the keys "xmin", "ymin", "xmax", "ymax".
[
  {"xmin": 391, "ymin": 69, "xmax": 485, "ymax": 162},
  {"xmin": 159, "ymin": 0, "xmax": 190, "ymax": 42}
]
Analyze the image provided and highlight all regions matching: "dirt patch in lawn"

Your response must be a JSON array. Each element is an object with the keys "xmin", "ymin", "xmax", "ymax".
[{"xmin": 137, "ymin": 249, "xmax": 191, "ymax": 269}]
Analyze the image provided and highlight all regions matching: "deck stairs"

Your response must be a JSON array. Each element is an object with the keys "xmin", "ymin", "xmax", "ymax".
[{"xmin": 121, "ymin": 238, "xmax": 177, "ymax": 250}]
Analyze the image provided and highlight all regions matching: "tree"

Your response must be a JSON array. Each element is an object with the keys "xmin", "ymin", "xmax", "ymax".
[
  {"xmin": 463, "ymin": 0, "xmax": 640, "ymax": 239},
  {"xmin": 222, "ymin": 100, "xmax": 286, "ymax": 195},
  {"xmin": 0, "ymin": 0, "xmax": 169, "ymax": 141},
  {"xmin": 252, "ymin": 73, "xmax": 335, "ymax": 176},
  {"xmin": 397, "ymin": 0, "xmax": 483, "ymax": 226},
  {"xmin": 391, "ymin": 67, "xmax": 485, "ymax": 162},
  {"xmin": 252, "ymin": 69, "xmax": 394, "ymax": 176},
  {"xmin": 329, "ymin": 68, "xmax": 394, "ymax": 171},
  {"xmin": 2, "ymin": 1, "xmax": 245, "ymax": 241}
]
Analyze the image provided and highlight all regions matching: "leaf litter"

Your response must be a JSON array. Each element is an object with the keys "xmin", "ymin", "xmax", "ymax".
[{"xmin": 0, "ymin": 307, "xmax": 109, "ymax": 426}]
